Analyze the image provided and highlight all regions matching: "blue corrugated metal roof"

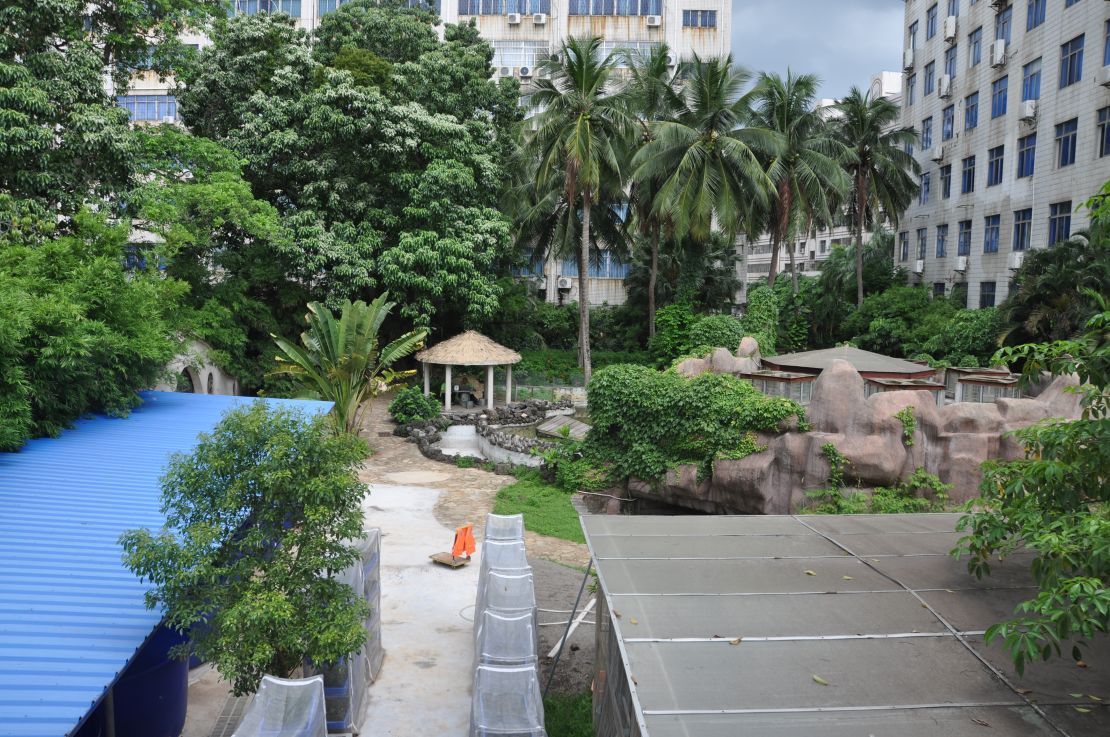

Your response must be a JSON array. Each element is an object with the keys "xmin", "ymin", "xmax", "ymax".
[{"xmin": 0, "ymin": 391, "xmax": 334, "ymax": 737}]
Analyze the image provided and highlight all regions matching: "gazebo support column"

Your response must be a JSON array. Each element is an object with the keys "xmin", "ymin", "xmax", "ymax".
[
  {"xmin": 506, "ymin": 365, "xmax": 512, "ymax": 404},
  {"xmin": 423, "ymin": 362, "xmax": 430, "ymax": 398},
  {"xmin": 444, "ymin": 365, "xmax": 452, "ymax": 411},
  {"xmin": 486, "ymin": 365, "xmax": 495, "ymax": 410}
]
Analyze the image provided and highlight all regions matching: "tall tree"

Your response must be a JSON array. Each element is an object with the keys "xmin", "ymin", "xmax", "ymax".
[
  {"xmin": 528, "ymin": 36, "xmax": 629, "ymax": 383},
  {"xmin": 623, "ymin": 44, "xmax": 680, "ymax": 337},
  {"xmin": 749, "ymin": 71, "xmax": 850, "ymax": 294},
  {"xmin": 833, "ymin": 86, "xmax": 919, "ymax": 306}
]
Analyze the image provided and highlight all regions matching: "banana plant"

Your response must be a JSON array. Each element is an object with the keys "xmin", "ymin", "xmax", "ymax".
[{"xmin": 271, "ymin": 294, "xmax": 428, "ymax": 435}]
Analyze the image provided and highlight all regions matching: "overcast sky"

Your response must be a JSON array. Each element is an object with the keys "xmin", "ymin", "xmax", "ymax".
[{"xmin": 731, "ymin": 0, "xmax": 905, "ymax": 101}]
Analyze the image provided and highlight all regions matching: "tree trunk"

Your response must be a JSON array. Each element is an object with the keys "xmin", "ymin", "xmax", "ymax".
[
  {"xmin": 647, "ymin": 224, "xmax": 659, "ymax": 338},
  {"xmin": 768, "ymin": 180, "xmax": 793, "ymax": 289},
  {"xmin": 579, "ymin": 195, "xmax": 593, "ymax": 384},
  {"xmin": 855, "ymin": 172, "xmax": 868, "ymax": 307},
  {"xmin": 768, "ymin": 235, "xmax": 781, "ymax": 288}
]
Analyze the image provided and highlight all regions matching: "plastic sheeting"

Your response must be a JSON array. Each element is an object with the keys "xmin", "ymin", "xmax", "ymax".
[
  {"xmin": 470, "ymin": 523, "xmax": 545, "ymax": 736},
  {"xmin": 232, "ymin": 675, "xmax": 328, "ymax": 737},
  {"xmin": 470, "ymin": 665, "xmax": 546, "ymax": 737},
  {"xmin": 304, "ymin": 528, "xmax": 383, "ymax": 733}
]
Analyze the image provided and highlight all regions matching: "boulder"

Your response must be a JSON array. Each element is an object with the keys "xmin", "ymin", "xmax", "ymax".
[
  {"xmin": 1036, "ymin": 374, "xmax": 1083, "ymax": 417},
  {"xmin": 807, "ymin": 360, "xmax": 867, "ymax": 434},
  {"xmin": 675, "ymin": 357, "xmax": 710, "ymax": 378},
  {"xmin": 708, "ymin": 347, "xmax": 743, "ymax": 374},
  {"xmin": 939, "ymin": 433, "xmax": 998, "ymax": 503},
  {"xmin": 737, "ymin": 336, "xmax": 761, "ymax": 359},
  {"xmin": 938, "ymin": 402, "xmax": 1004, "ymax": 434}
]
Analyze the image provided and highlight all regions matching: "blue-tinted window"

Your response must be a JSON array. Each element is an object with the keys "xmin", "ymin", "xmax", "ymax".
[
  {"xmin": 961, "ymin": 155, "xmax": 976, "ymax": 193},
  {"xmin": 942, "ymin": 105, "xmax": 955, "ymax": 140},
  {"xmin": 1017, "ymin": 133, "xmax": 1036, "ymax": 177},
  {"xmin": 907, "ymin": 74, "xmax": 917, "ymax": 105},
  {"xmin": 948, "ymin": 0, "xmax": 959, "ymax": 16},
  {"xmin": 987, "ymin": 146, "xmax": 1004, "ymax": 186},
  {"xmin": 945, "ymin": 45, "xmax": 958, "ymax": 79},
  {"xmin": 116, "ymin": 95, "xmax": 177, "ymax": 121},
  {"xmin": 940, "ymin": 164, "xmax": 952, "ymax": 198},
  {"xmin": 995, "ymin": 6, "xmax": 1011, "ymax": 43},
  {"xmin": 965, "ymin": 92, "xmax": 979, "ymax": 129},
  {"xmin": 958, "ymin": 220, "xmax": 972, "ymax": 255},
  {"xmin": 1013, "ymin": 208, "xmax": 1031, "ymax": 251},
  {"xmin": 980, "ymin": 281, "xmax": 996, "ymax": 308},
  {"xmin": 682, "ymin": 9, "xmax": 716, "ymax": 27},
  {"xmin": 899, "ymin": 231, "xmax": 909, "ymax": 261},
  {"xmin": 909, "ymin": 21, "xmax": 919, "ymax": 49},
  {"xmin": 1099, "ymin": 107, "xmax": 1110, "ymax": 158},
  {"xmin": 1064, "ymin": 0, "xmax": 1081, "ymax": 7},
  {"xmin": 1059, "ymin": 35, "xmax": 1084, "ymax": 88},
  {"xmin": 926, "ymin": 4, "xmax": 938, "ymax": 39},
  {"xmin": 924, "ymin": 61, "xmax": 936, "ymax": 95},
  {"xmin": 1104, "ymin": 20, "xmax": 1109, "ymax": 66},
  {"xmin": 921, "ymin": 117, "xmax": 933, "ymax": 149},
  {"xmin": 1048, "ymin": 201, "xmax": 1072, "ymax": 245},
  {"xmin": 936, "ymin": 224, "xmax": 949, "ymax": 257},
  {"xmin": 237, "ymin": 0, "xmax": 300, "ymax": 14},
  {"xmin": 991, "ymin": 76, "xmax": 1008, "ymax": 118},
  {"xmin": 969, "ymin": 26, "xmax": 983, "ymax": 66},
  {"xmin": 1055, "ymin": 119, "xmax": 1078, "ymax": 167},
  {"xmin": 983, "ymin": 215, "xmax": 1000, "ymax": 253},
  {"xmin": 920, "ymin": 172, "xmax": 931, "ymax": 205},
  {"xmin": 1026, "ymin": 0, "xmax": 1045, "ymax": 30},
  {"xmin": 917, "ymin": 228, "xmax": 928, "ymax": 260},
  {"xmin": 1021, "ymin": 58, "xmax": 1041, "ymax": 101}
]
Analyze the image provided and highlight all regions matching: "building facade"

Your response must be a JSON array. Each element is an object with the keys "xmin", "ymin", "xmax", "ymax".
[
  {"xmin": 898, "ymin": 0, "xmax": 1109, "ymax": 309},
  {"xmin": 735, "ymin": 71, "xmax": 903, "ymax": 304}
]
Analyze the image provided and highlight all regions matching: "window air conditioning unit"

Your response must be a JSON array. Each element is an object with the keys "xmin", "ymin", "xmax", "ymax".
[
  {"xmin": 518, "ymin": 66, "xmax": 532, "ymax": 78},
  {"xmin": 930, "ymin": 145, "xmax": 946, "ymax": 162},
  {"xmin": 645, "ymin": 14, "xmax": 662, "ymax": 27},
  {"xmin": 943, "ymin": 16, "xmax": 958, "ymax": 43},
  {"xmin": 499, "ymin": 66, "xmax": 511, "ymax": 77},
  {"xmin": 532, "ymin": 12, "xmax": 547, "ymax": 25},
  {"xmin": 1019, "ymin": 99, "xmax": 1038, "ymax": 122},
  {"xmin": 903, "ymin": 48, "xmax": 915, "ymax": 71},
  {"xmin": 556, "ymin": 277, "xmax": 573, "ymax": 290},
  {"xmin": 938, "ymin": 74, "xmax": 953, "ymax": 99},
  {"xmin": 954, "ymin": 255, "xmax": 968, "ymax": 273},
  {"xmin": 1098, "ymin": 66, "xmax": 1110, "ymax": 88},
  {"xmin": 913, "ymin": 259, "xmax": 925, "ymax": 274},
  {"xmin": 666, "ymin": 52, "xmax": 678, "ymax": 67},
  {"xmin": 507, "ymin": 12, "xmax": 522, "ymax": 24},
  {"xmin": 989, "ymin": 40, "xmax": 1007, "ymax": 68},
  {"xmin": 1008, "ymin": 251, "xmax": 1025, "ymax": 271}
]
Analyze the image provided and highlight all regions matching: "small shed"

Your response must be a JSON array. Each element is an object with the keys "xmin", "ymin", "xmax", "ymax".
[
  {"xmin": 944, "ymin": 366, "xmax": 1012, "ymax": 398},
  {"xmin": 762, "ymin": 346, "xmax": 940, "ymax": 381},
  {"xmin": 864, "ymin": 376, "xmax": 948, "ymax": 406},
  {"xmin": 741, "ymin": 370, "xmax": 817, "ymax": 405},
  {"xmin": 416, "ymin": 331, "xmax": 522, "ymax": 411},
  {"xmin": 956, "ymin": 373, "xmax": 1022, "ymax": 403}
]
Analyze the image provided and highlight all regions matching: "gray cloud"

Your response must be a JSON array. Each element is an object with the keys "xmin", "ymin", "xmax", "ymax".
[{"xmin": 730, "ymin": 0, "xmax": 905, "ymax": 100}]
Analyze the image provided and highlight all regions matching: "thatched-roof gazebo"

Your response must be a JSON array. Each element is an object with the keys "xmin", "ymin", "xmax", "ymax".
[{"xmin": 416, "ymin": 331, "xmax": 522, "ymax": 411}]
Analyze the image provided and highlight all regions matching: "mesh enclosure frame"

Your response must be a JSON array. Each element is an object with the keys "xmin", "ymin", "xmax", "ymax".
[{"xmin": 231, "ymin": 675, "xmax": 328, "ymax": 737}]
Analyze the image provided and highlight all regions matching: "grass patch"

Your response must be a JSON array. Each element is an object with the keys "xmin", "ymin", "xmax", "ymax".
[
  {"xmin": 492, "ymin": 473, "xmax": 584, "ymax": 544},
  {"xmin": 544, "ymin": 691, "xmax": 593, "ymax": 737}
]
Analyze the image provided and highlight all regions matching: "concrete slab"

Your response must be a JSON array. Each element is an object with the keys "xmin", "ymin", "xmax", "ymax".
[
  {"xmin": 359, "ymin": 484, "xmax": 478, "ymax": 737},
  {"xmin": 435, "ymin": 425, "xmax": 482, "ymax": 458},
  {"xmin": 382, "ymin": 470, "xmax": 451, "ymax": 485}
]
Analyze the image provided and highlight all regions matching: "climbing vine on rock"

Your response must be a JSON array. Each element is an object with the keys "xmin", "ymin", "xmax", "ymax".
[{"xmin": 895, "ymin": 406, "xmax": 917, "ymax": 446}]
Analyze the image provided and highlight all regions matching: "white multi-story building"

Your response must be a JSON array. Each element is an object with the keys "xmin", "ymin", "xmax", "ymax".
[
  {"xmin": 898, "ymin": 0, "xmax": 1109, "ymax": 309},
  {"xmin": 735, "ymin": 71, "xmax": 904, "ymax": 303}
]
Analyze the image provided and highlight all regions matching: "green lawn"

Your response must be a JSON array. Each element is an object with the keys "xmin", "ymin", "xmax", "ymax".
[
  {"xmin": 492, "ymin": 474, "xmax": 585, "ymax": 544},
  {"xmin": 544, "ymin": 691, "xmax": 593, "ymax": 737}
]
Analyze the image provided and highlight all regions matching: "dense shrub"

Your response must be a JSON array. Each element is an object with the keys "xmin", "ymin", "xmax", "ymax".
[
  {"xmin": 687, "ymin": 314, "xmax": 746, "ymax": 353},
  {"xmin": 584, "ymin": 365, "xmax": 805, "ymax": 481},
  {"xmin": 918, "ymin": 308, "xmax": 1003, "ymax": 366},
  {"xmin": 515, "ymin": 349, "xmax": 653, "ymax": 384},
  {"xmin": 739, "ymin": 286, "xmax": 779, "ymax": 355},
  {"xmin": 388, "ymin": 385, "xmax": 441, "ymax": 424},
  {"xmin": 648, "ymin": 302, "xmax": 698, "ymax": 365}
]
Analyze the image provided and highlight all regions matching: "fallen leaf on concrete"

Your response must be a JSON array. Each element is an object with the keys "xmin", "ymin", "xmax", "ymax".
[
  {"xmin": 1073, "ymin": 707, "xmax": 1091, "ymax": 714},
  {"xmin": 812, "ymin": 675, "xmax": 829, "ymax": 686},
  {"xmin": 629, "ymin": 617, "xmax": 638, "ymax": 625},
  {"xmin": 971, "ymin": 717, "xmax": 991, "ymax": 727},
  {"xmin": 804, "ymin": 570, "xmax": 817, "ymax": 576},
  {"xmin": 842, "ymin": 576, "xmax": 854, "ymax": 580},
  {"xmin": 729, "ymin": 638, "xmax": 741, "ymax": 645}
]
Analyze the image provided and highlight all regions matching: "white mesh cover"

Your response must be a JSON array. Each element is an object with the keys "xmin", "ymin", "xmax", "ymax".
[
  {"xmin": 475, "ymin": 540, "xmax": 531, "ymax": 628},
  {"xmin": 469, "ymin": 665, "xmax": 547, "ymax": 737},
  {"xmin": 475, "ymin": 610, "xmax": 539, "ymax": 669},
  {"xmin": 232, "ymin": 675, "xmax": 328, "ymax": 737},
  {"xmin": 484, "ymin": 513, "xmax": 525, "ymax": 541}
]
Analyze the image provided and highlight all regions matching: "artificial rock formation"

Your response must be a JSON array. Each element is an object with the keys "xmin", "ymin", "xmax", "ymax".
[
  {"xmin": 631, "ymin": 359, "xmax": 1083, "ymax": 514},
  {"xmin": 674, "ymin": 338, "xmax": 762, "ymax": 378}
]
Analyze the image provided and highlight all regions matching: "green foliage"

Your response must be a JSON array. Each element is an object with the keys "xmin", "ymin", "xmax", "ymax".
[
  {"xmin": 648, "ymin": 303, "xmax": 698, "ymax": 365},
  {"xmin": 388, "ymin": 385, "xmax": 440, "ymax": 424},
  {"xmin": 0, "ymin": 211, "xmax": 184, "ymax": 450},
  {"xmin": 312, "ymin": 0, "xmax": 439, "ymax": 65},
  {"xmin": 687, "ymin": 314, "xmax": 746, "ymax": 352},
  {"xmin": 585, "ymin": 365, "xmax": 804, "ymax": 482},
  {"xmin": 805, "ymin": 459, "xmax": 949, "ymax": 515},
  {"xmin": 894, "ymin": 406, "xmax": 916, "ymax": 447},
  {"xmin": 739, "ymin": 286, "xmax": 779, "ymax": 355},
  {"xmin": 515, "ymin": 350, "xmax": 654, "ymax": 384},
  {"xmin": 540, "ymin": 440, "xmax": 611, "ymax": 493},
  {"xmin": 119, "ymin": 403, "xmax": 370, "ymax": 696},
  {"xmin": 455, "ymin": 455, "xmax": 478, "ymax": 469},
  {"xmin": 822, "ymin": 443, "xmax": 847, "ymax": 489},
  {"xmin": 624, "ymin": 231, "xmax": 742, "ymax": 314},
  {"xmin": 955, "ymin": 297, "xmax": 1110, "ymax": 674},
  {"xmin": 328, "ymin": 46, "xmax": 392, "ymax": 89},
  {"xmin": 918, "ymin": 308, "xmax": 1003, "ymax": 367},
  {"xmin": 493, "ymin": 471, "xmax": 585, "ymax": 544},
  {"xmin": 544, "ymin": 691, "xmax": 593, "ymax": 737},
  {"xmin": 271, "ymin": 295, "xmax": 428, "ymax": 435}
]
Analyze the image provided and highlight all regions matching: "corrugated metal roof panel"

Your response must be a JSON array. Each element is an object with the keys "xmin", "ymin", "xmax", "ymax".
[{"xmin": 0, "ymin": 391, "xmax": 333, "ymax": 737}]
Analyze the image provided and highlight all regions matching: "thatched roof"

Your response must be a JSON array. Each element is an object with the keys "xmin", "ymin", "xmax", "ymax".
[{"xmin": 416, "ymin": 331, "xmax": 522, "ymax": 366}]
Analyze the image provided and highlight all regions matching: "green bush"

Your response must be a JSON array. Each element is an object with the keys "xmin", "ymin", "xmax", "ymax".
[
  {"xmin": 648, "ymin": 302, "xmax": 697, "ymax": 365},
  {"xmin": 740, "ymin": 286, "xmax": 779, "ymax": 355},
  {"xmin": 388, "ymin": 385, "xmax": 441, "ymax": 424},
  {"xmin": 687, "ymin": 314, "xmax": 746, "ymax": 352},
  {"xmin": 585, "ymin": 364, "xmax": 805, "ymax": 482},
  {"xmin": 515, "ymin": 349, "xmax": 653, "ymax": 384}
]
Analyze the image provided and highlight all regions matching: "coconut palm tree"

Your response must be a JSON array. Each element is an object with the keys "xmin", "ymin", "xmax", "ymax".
[
  {"xmin": 623, "ymin": 43, "xmax": 681, "ymax": 337},
  {"xmin": 528, "ymin": 36, "xmax": 629, "ymax": 383},
  {"xmin": 833, "ymin": 86, "xmax": 920, "ymax": 306},
  {"xmin": 632, "ymin": 54, "xmax": 775, "ymax": 249},
  {"xmin": 271, "ymin": 294, "xmax": 427, "ymax": 435},
  {"xmin": 748, "ymin": 71, "xmax": 850, "ymax": 295}
]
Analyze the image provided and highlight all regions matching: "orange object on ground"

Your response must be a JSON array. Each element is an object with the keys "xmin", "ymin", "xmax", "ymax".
[{"xmin": 451, "ymin": 524, "xmax": 476, "ymax": 559}]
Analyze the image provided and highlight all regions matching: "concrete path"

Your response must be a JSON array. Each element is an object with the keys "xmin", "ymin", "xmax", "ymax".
[
  {"xmin": 359, "ymin": 483, "xmax": 479, "ymax": 737},
  {"xmin": 435, "ymin": 424, "xmax": 482, "ymax": 458}
]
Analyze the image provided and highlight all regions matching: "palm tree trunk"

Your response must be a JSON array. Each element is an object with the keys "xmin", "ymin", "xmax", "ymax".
[
  {"xmin": 855, "ymin": 172, "xmax": 868, "ymax": 307},
  {"xmin": 768, "ymin": 235, "xmax": 781, "ymax": 288},
  {"xmin": 768, "ymin": 181, "xmax": 793, "ymax": 289},
  {"xmin": 579, "ymin": 195, "xmax": 593, "ymax": 384},
  {"xmin": 647, "ymin": 224, "xmax": 659, "ymax": 338}
]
